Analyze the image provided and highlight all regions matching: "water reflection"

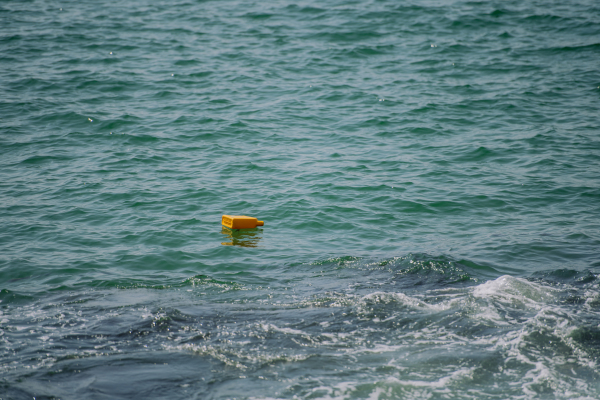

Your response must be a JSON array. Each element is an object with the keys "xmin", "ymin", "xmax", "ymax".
[{"xmin": 221, "ymin": 227, "xmax": 263, "ymax": 247}]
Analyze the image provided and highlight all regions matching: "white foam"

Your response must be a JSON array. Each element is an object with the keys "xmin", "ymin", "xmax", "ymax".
[
  {"xmin": 472, "ymin": 275, "xmax": 559, "ymax": 305},
  {"xmin": 360, "ymin": 291, "xmax": 433, "ymax": 310},
  {"xmin": 385, "ymin": 366, "xmax": 475, "ymax": 389},
  {"xmin": 260, "ymin": 323, "xmax": 305, "ymax": 336}
]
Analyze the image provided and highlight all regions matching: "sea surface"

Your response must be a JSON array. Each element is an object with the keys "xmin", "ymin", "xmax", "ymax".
[{"xmin": 1, "ymin": 0, "xmax": 600, "ymax": 398}]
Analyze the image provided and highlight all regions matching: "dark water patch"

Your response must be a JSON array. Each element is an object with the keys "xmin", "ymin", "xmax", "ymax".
[
  {"xmin": 530, "ymin": 269, "xmax": 597, "ymax": 286},
  {"xmin": 0, "ymin": 288, "xmax": 35, "ymax": 306},
  {"xmin": 20, "ymin": 154, "xmax": 75, "ymax": 165},
  {"xmin": 490, "ymin": 9, "xmax": 510, "ymax": 18},
  {"xmin": 449, "ymin": 16, "xmax": 506, "ymax": 30},
  {"xmin": 284, "ymin": 4, "xmax": 326, "ymax": 16},
  {"xmin": 538, "ymin": 42, "xmax": 600, "ymax": 56},
  {"xmin": 390, "ymin": 254, "xmax": 482, "ymax": 287},
  {"xmin": 569, "ymin": 326, "xmax": 600, "ymax": 357}
]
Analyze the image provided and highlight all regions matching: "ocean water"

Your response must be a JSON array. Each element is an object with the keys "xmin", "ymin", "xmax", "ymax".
[{"xmin": 1, "ymin": 0, "xmax": 600, "ymax": 398}]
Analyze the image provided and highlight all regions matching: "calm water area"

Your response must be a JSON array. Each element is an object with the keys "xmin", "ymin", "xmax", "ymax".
[{"xmin": 1, "ymin": 0, "xmax": 600, "ymax": 398}]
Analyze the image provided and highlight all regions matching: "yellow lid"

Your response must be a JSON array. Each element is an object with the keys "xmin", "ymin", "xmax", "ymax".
[{"xmin": 222, "ymin": 215, "xmax": 264, "ymax": 230}]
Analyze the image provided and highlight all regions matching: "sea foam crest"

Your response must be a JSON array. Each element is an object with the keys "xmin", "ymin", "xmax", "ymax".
[{"xmin": 473, "ymin": 275, "xmax": 559, "ymax": 306}]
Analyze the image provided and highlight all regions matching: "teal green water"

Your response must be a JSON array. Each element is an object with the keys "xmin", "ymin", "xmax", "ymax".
[{"xmin": 1, "ymin": 0, "xmax": 600, "ymax": 398}]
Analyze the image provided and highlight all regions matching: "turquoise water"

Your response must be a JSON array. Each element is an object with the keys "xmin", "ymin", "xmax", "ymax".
[{"xmin": 1, "ymin": 0, "xmax": 600, "ymax": 398}]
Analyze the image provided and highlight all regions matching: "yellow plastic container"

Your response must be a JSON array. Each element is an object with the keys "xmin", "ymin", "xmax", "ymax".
[{"xmin": 222, "ymin": 215, "xmax": 264, "ymax": 230}]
